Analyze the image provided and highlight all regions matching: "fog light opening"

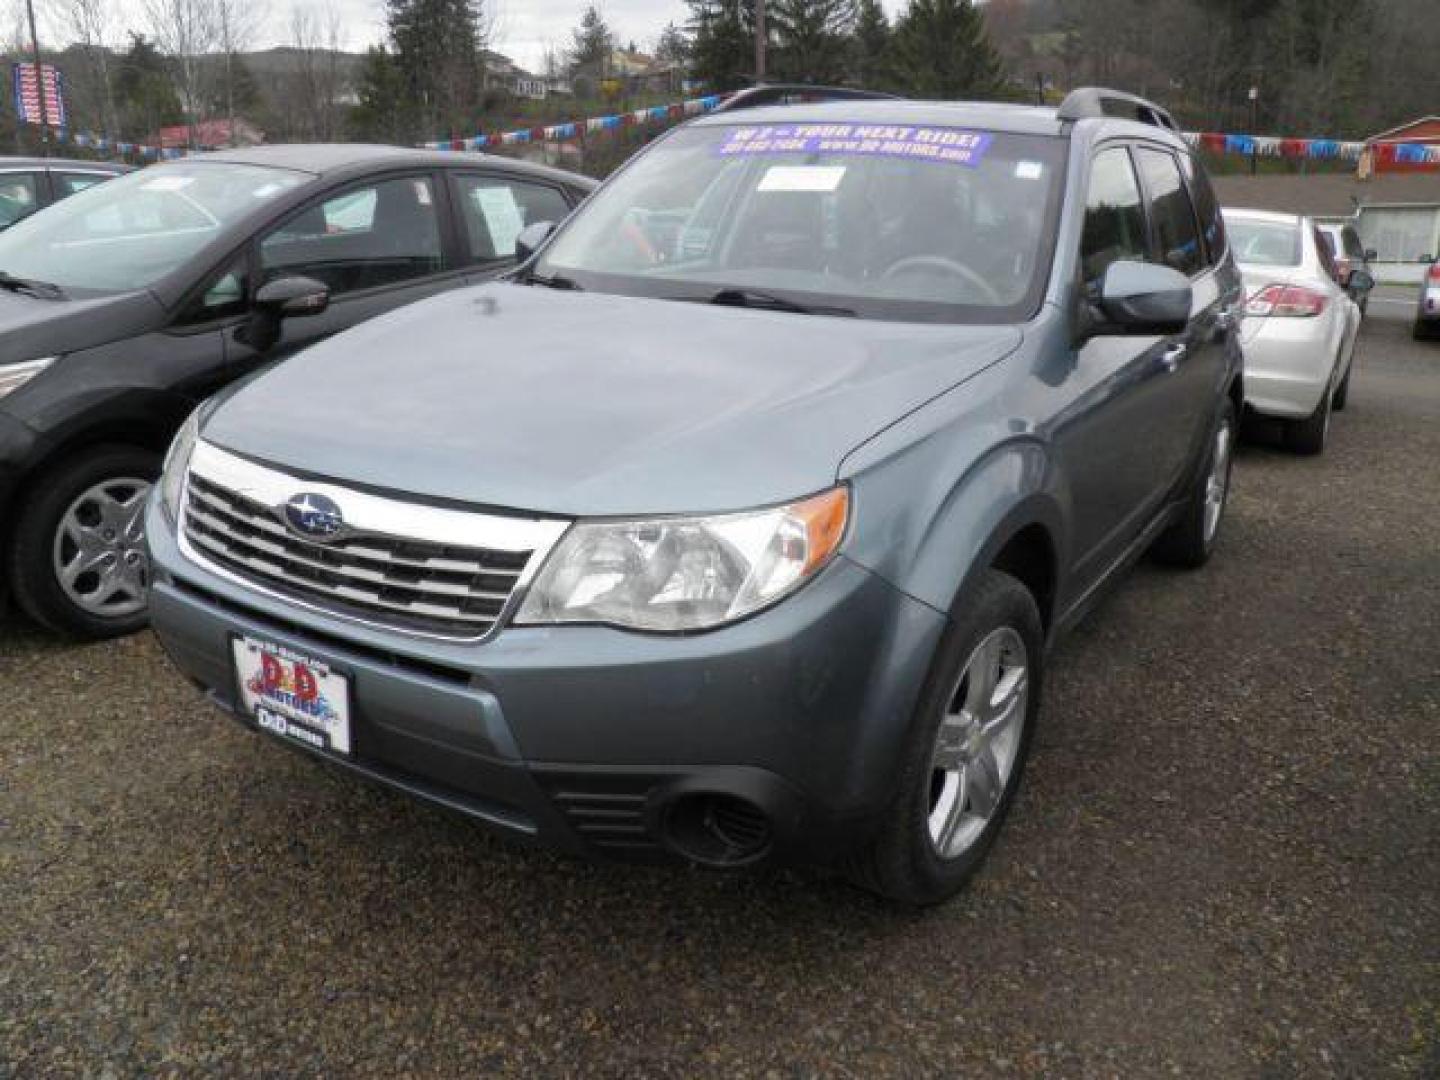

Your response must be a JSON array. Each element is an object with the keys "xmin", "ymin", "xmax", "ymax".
[{"xmin": 662, "ymin": 793, "xmax": 773, "ymax": 868}]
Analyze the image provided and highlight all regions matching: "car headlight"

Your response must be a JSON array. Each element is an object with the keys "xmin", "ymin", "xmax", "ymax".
[
  {"xmin": 515, "ymin": 486, "xmax": 850, "ymax": 632},
  {"xmin": 159, "ymin": 409, "xmax": 201, "ymax": 521},
  {"xmin": 0, "ymin": 356, "xmax": 57, "ymax": 401}
]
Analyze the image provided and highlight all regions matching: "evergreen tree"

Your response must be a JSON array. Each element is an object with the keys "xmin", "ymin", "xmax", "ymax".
[
  {"xmin": 686, "ymin": 0, "xmax": 754, "ymax": 91},
  {"xmin": 569, "ymin": 5, "xmax": 615, "ymax": 82},
  {"xmin": 114, "ymin": 33, "xmax": 183, "ymax": 140},
  {"xmin": 352, "ymin": 45, "xmax": 412, "ymax": 143},
  {"xmin": 386, "ymin": 0, "xmax": 485, "ymax": 139},
  {"xmin": 851, "ymin": 0, "xmax": 892, "ymax": 90},
  {"xmin": 889, "ymin": 0, "xmax": 1004, "ymax": 98},
  {"xmin": 770, "ymin": 0, "xmax": 856, "ymax": 85},
  {"xmin": 655, "ymin": 22, "xmax": 692, "ymax": 66}
]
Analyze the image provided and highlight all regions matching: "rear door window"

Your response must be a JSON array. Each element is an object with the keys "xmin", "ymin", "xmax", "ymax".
[
  {"xmin": 453, "ymin": 175, "xmax": 573, "ymax": 262},
  {"xmin": 1080, "ymin": 147, "xmax": 1148, "ymax": 285},
  {"xmin": 54, "ymin": 172, "xmax": 110, "ymax": 198},
  {"xmin": 0, "ymin": 172, "xmax": 40, "ymax": 229},
  {"xmin": 1135, "ymin": 148, "xmax": 1205, "ymax": 277},
  {"xmin": 1178, "ymin": 154, "xmax": 1226, "ymax": 266}
]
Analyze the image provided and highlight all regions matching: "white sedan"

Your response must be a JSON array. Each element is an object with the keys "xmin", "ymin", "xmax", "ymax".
[{"xmin": 1223, "ymin": 208, "xmax": 1367, "ymax": 454}]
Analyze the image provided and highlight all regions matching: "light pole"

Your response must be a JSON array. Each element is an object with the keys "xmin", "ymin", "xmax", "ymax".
[
  {"xmin": 1248, "ymin": 84, "xmax": 1259, "ymax": 176},
  {"xmin": 24, "ymin": 0, "xmax": 50, "ymax": 155}
]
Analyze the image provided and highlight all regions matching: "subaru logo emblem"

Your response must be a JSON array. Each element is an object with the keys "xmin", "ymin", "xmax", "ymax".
[{"xmin": 283, "ymin": 492, "xmax": 344, "ymax": 540}]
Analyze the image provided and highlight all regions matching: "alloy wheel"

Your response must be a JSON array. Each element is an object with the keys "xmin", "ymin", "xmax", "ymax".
[
  {"xmin": 927, "ymin": 626, "xmax": 1030, "ymax": 860},
  {"xmin": 1203, "ymin": 418, "xmax": 1233, "ymax": 545}
]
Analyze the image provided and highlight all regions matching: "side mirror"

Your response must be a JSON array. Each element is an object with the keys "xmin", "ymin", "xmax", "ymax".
[
  {"xmin": 514, "ymin": 221, "xmax": 557, "ymax": 264},
  {"xmin": 241, "ymin": 275, "xmax": 330, "ymax": 352},
  {"xmin": 1349, "ymin": 269, "xmax": 1375, "ymax": 292},
  {"xmin": 1422, "ymin": 254, "xmax": 1437, "ymax": 265},
  {"xmin": 1091, "ymin": 260, "xmax": 1193, "ymax": 335},
  {"xmin": 1364, "ymin": 248, "xmax": 1377, "ymax": 262},
  {"xmin": 255, "ymin": 275, "xmax": 330, "ymax": 317}
]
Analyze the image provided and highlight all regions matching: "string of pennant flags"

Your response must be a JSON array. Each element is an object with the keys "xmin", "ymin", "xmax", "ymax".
[{"xmin": 13, "ymin": 87, "xmax": 1440, "ymax": 167}]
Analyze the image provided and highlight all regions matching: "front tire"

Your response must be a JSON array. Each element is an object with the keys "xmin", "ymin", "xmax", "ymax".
[
  {"xmin": 1152, "ymin": 398, "xmax": 1235, "ymax": 568},
  {"xmin": 6, "ymin": 445, "xmax": 160, "ymax": 640},
  {"xmin": 846, "ymin": 569, "xmax": 1043, "ymax": 906}
]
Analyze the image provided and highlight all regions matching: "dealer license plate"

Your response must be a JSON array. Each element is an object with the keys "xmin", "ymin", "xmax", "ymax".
[{"xmin": 232, "ymin": 636, "xmax": 352, "ymax": 755}]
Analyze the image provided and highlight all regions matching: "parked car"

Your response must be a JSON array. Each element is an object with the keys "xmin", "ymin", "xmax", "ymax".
[
  {"xmin": 1223, "ymin": 208, "xmax": 1366, "ymax": 454},
  {"xmin": 1413, "ymin": 256, "xmax": 1440, "ymax": 340},
  {"xmin": 146, "ymin": 88, "xmax": 1244, "ymax": 905},
  {"xmin": 0, "ymin": 144, "xmax": 595, "ymax": 638},
  {"xmin": 1316, "ymin": 220, "xmax": 1377, "ymax": 315},
  {"xmin": 0, "ymin": 156, "xmax": 130, "ymax": 230}
]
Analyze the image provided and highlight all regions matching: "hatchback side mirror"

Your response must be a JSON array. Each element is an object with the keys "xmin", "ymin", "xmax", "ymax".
[
  {"xmin": 241, "ymin": 275, "xmax": 330, "ymax": 352},
  {"xmin": 1091, "ymin": 260, "xmax": 1193, "ymax": 335},
  {"xmin": 1364, "ymin": 248, "xmax": 1377, "ymax": 261},
  {"xmin": 1349, "ymin": 269, "xmax": 1375, "ymax": 292},
  {"xmin": 514, "ymin": 221, "xmax": 557, "ymax": 264},
  {"xmin": 255, "ymin": 275, "xmax": 330, "ymax": 317}
]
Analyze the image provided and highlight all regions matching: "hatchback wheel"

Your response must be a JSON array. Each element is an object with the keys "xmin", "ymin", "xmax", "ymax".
[
  {"xmin": 1286, "ymin": 381, "xmax": 1332, "ymax": 455},
  {"xmin": 847, "ymin": 569, "xmax": 1042, "ymax": 906},
  {"xmin": 1152, "ymin": 398, "xmax": 1235, "ymax": 568},
  {"xmin": 7, "ymin": 446, "xmax": 160, "ymax": 640}
]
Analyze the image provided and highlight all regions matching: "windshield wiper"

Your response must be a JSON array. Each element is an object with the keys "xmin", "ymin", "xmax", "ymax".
[
  {"xmin": 522, "ymin": 270, "xmax": 583, "ymax": 291},
  {"xmin": 0, "ymin": 270, "xmax": 66, "ymax": 300},
  {"xmin": 696, "ymin": 287, "xmax": 855, "ymax": 317}
]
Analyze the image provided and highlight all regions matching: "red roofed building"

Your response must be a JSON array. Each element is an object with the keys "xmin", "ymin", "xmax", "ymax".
[
  {"xmin": 1357, "ymin": 116, "xmax": 1440, "ymax": 176},
  {"xmin": 154, "ymin": 118, "xmax": 264, "ymax": 151}
]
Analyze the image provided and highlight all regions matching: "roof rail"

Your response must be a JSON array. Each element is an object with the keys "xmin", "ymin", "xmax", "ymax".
[
  {"xmin": 1056, "ymin": 87, "xmax": 1179, "ymax": 132},
  {"xmin": 713, "ymin": 84, "xmax": 902, "ymax": 113}
]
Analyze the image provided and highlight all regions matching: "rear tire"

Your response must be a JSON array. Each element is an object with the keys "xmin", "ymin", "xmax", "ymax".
[
  {"xmin": 1286, "ymin": 385, "xmax": 1332, "ymax": 455},
  {"xmin": 1152, "ymin": 398, "xmax": 1235, "ymax": 569},
  {"xmin": 1332, "ymin": 364, "xmax": 1351, "ymax": 411},
  {"xmin": 6, "ymin": 445, "xmax": 160, "ymax": 640},
  {"xmin": 846, "ymin": 569, "xmax": 1043, "ymax": 907}
]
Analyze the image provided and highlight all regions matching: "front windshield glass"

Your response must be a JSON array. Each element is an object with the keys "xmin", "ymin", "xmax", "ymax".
[
  {"xmin": 535, "ymin": 123, "xmax": 1066, "ymax": 322},
  {"xmin": 0, "ymin": 162, "xmax": 309, "ymax": 293},
  {"xmin": 1224, "ymin": 215, "xmax": 1302, "ymax": 267}
]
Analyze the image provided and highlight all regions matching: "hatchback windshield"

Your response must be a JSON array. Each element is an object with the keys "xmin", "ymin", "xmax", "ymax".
[
  {"xmin": 0, "ymin": 162, "xmax": 308, "ymax": 293},
  {"xmin": 1225, "ymin": 215, "xmax": 1302, "ymax": 267},
  {"xmin": 535, "ymin": 123, "xmax": 1065, "ymax": 322}
]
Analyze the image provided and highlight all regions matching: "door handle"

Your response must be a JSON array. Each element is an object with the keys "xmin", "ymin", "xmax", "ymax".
[{"xmin": 1159, "ymin": 343, "xmax": 1187, "ymax": 372}]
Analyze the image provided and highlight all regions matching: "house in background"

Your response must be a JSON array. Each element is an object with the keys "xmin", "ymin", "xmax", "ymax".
[
  {"xmin": 483, "ymin": 51, "xmax": 571, "ymax": 100},
  {"xmin": 1358, "ymin": 116, "xmax": 1440, "ymax": 177},
  {"xmin": 154, "ymin": 117, "xmax": 264, "ymax": 151}
]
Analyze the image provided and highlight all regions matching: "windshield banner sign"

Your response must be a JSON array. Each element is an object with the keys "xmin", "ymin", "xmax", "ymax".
[{"xmin": 714, "ymin": 125, "xmax": 993, "ymax": 167}]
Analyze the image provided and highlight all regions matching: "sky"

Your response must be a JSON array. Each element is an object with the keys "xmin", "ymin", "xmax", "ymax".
[{"xmin": 65, "ymin": 0, "xmax": 904, "ymax": 76}]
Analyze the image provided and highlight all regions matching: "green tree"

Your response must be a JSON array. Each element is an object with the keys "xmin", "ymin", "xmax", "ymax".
[
  {"xmin": 889, "ymin": 0, "xmax": 1005, "ymax": 98},
  {"xmin": 686, "ymin": 0, "xmax": 754, "ymax": 91},
  {"xmin": 386, "ymin": 0, "xmax": 486, "ymax": 139},
  {"xmin": 352, "ymin": 45, "xmax": 412, "ymax": 143},
  {"xmin": 114, "ymin": 32, "xmax": 183, "ymax": 141},
  {"xmin": 770, "ymin": 0, "xmax": 856, "ymax": 84},
  {"xmin": 850, "ymin": 0, "xmax": 892, "ymax": 89},
  {"xmin": 569, "ymin": 5, "xmax": 615, "ymax": 83},
  {"xmin": 655, "ymin": 21, "xmax": 692, "ymax": 66}
]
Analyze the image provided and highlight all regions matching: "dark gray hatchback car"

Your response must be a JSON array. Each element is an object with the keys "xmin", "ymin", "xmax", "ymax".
[
  {"xmin": 0, "ymin": 145, "xmax": 593, "ymax": 638},
  {"xmin": 146, "ymin": 90, "xmax": 1244, "ymax": 904}
]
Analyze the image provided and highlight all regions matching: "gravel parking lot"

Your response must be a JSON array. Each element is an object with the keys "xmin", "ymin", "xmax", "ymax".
[{"xmin": 3, "ymin": 288, "xmax": 1437, "ymax": 1078}]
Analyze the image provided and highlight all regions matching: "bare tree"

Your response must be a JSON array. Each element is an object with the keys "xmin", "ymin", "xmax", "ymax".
[
  {"xmin": 213, "ymin": 0, "xmax": 265, "ymax": 144},
  {"xmin": 283, "ymin": 1, "xmax": 348, "ymax": 141},
  {"xmin": 46, "ymin": 0, "xmax": 117, "ymax": 135},
  {"xmin": 143, "ymin": 0, "xmax": 219, "ymax": 147}
]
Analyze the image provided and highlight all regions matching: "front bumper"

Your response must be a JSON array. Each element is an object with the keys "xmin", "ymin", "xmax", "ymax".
[
  {"xmin": 1241, "ymin": 317, "xmax": 1336, "ymax": 419},
  {"xmin": 145, "ymin": 496, "xmax": 947, "ymax": 867}
]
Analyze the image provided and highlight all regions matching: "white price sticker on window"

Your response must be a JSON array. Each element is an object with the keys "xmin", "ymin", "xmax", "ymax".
[
  {"xmin": 758, "ymin": 165, "xmax": 847, "ymax": 193},
  {"xmin": 474, "ymin": 185, "xmax": 526, "ymax": 255}
]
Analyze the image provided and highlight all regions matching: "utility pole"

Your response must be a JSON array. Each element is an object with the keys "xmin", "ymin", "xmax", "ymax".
[
  {"xmin": 755, "ymin": 0, "xmax": 767, "ymax": 82},
  {"xmin": 1248, "ymin": 84, "xmax": 1259, "ymax": 176},
  {"xmin": 24, "ymin": 0, "xmax": 50, "ymax": 156}
]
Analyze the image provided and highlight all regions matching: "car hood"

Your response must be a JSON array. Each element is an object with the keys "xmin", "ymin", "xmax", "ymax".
[
  {"xmin": 0, "ymin": 288, "xmax": 163, "ymax": 361},
  {"xmin": 204, "ymin": 283, "xmax": 1022, "ymax": 516}
]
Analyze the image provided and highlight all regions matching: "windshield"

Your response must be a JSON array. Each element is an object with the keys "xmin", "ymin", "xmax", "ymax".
[
  {"xmin": 0, "ymin": 162, "xmax": 309, "ymax": 293},
  {"xmin": 535, "ymin": 123, "xmax": 1066, "ymax": 322},
  {"xmin": 1224, "ymin": 215, "xmax": 1302, "ymax": 267}
]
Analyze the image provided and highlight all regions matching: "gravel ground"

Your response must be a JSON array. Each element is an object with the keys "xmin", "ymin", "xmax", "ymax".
[{"xmin": 2, "ymin": 291, "xmax": 1437, "ymax": 1078}]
